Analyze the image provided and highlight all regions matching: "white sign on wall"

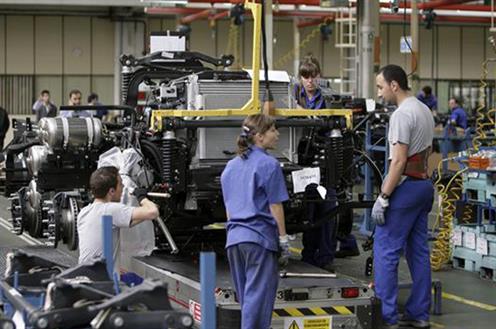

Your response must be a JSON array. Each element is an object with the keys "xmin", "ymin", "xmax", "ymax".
[{"xmin": 400, "ymin": 36, "xmax": 413, "ymax": 53}]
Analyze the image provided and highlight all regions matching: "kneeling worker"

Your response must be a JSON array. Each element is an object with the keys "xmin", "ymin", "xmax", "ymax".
[{"xmin": 77, "ymin": 166, "xmax": 159, "ymax": 266}]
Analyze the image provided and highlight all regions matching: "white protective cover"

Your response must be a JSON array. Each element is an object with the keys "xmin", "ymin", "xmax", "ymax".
[{"xmin": 97, "ymin": 147, "xmax": 155, "ymax": 269}]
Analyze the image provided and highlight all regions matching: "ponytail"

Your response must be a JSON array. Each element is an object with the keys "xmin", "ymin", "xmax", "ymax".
[{"xmin": 236, "ymin": 114, "xmax": 275, "ymax": 159}]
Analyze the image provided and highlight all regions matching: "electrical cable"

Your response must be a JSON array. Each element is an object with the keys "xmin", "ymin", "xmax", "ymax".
[
  {"xmin": 261, "ymin": 0, "xmax": 271, "ymax": 102},
  {"xmin": 402, "ymin": 0, "xmax": 417, "ymax": 77}
]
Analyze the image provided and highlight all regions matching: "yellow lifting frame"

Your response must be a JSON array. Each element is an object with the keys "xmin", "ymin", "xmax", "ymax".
[{"xmin": 149, "ymin": 0, "xmax": 352, "ymax": 130}]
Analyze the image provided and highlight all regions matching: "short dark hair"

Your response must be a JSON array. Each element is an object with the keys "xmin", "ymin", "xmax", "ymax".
[
  {"xmin": 378, "ymin": 64, "xmax": 410, "ymax": 91},
  {"xmin": 41, "ymin": 90, "xmax": 50, "ymax": 96},
  {"xmin": 299, "ymin": 55, "xmax": 321, "ymax": 79},
  {"xmin": 88, "ymin": 92, "xmax": 98, "ymax": 103},
  {"xmin": 422, "ymin": 86, "xmax": 432, "ymax": 95},
  {"xmin": 450, "ymin": 97, "xmax": 460, "ymax": 105},
  {"xmin": 69, "ymin": 89, "xmax": 81, "ymax": 97},
  {"xmin": 90, "ymin": 166, "xmax": 119, "ymax": 198}
]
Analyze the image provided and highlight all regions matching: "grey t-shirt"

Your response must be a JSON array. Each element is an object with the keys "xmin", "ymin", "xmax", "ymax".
[
  {"xmin": 77, "ymin": 202, "xmax": 134, "ymax": 264},
  {"xmin": 388, "ymin": 96, "xmax": 435, "ymax": 160}
]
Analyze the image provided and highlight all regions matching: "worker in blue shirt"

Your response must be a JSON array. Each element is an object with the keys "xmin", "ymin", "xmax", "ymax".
[
  {"xmin": 221, "ymin": 113, "xmax": 290, "ymax": 329},
  {"xmin": 295, "ymin": 56, "xmax": 359, "ymax": 269},
  {"xmin": 417, "ymin": 86, "xmax": 437, "ymax": 113},
  {"xmin": 294, "ymin": 56, "xmax": 326, "ymax": 110},
  {"xmin": 448, "ymin": 97, "xmax": 468, "ymax": 129}
]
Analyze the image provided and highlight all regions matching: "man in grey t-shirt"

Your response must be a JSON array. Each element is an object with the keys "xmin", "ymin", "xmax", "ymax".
[
  {"xmin": 371, "ymin": 65, "xmax": 434, "ymax": 329},
  {"xmin": 77, "ymin": 166, "xmax": 159, "ymax": 266}
]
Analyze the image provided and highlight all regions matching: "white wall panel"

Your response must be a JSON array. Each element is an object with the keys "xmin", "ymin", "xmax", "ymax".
[
  {"xmin": 6, "ymin": 16, "xmax": 34, "ymax": 74},
  {"xmin": 418, "ymin": 28, "xmax": 433, "ymax": 79},
  {"xmin": 462, "ymin": 27, "xmax": 484, "ymax": 80},
  {"xmin": 190, "ymin": 21, "xmax": 216, "ymax": 57},
  {"xmin": 0, "ymin": 16, "xmax": 5, "ymax": 74},
  {"xmin": 437, "ymin": 26, "xmax": 461, "ymax": 79},
  {"xmin": 63, "ymin": 17, "xmax": 91, "ymax": 74},
  {"xmin": 92, "ymin": 18, "xmax": 114, "ymax": 74},
  {"xmin": 35, "ymin": 16, "xmax": 62, "ymax": 74},
  {"xmin": 273, "ymin": 20, "xmax": 293, "ymax": 73}
]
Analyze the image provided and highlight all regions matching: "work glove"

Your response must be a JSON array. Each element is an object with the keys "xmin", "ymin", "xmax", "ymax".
[
  {"xmin": 371, "ymin": 195, "xmax": 389, "ymax": 226},
  {"xmin": 278, "ymin": 235, "xmax": 291, "ymax": 268},
  {"xmin": 132, "ymin": 187, "xmax": 149, "ymax": 203}
]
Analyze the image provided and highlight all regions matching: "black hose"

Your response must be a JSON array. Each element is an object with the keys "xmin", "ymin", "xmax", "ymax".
[{"xmin": 260, "ymin": 0, "xmax": 272, "ymax": 102}]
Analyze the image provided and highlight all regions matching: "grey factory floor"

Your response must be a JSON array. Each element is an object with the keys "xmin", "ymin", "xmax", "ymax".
[{"xmin": 0, "ymin": 194, "xmax": 495, "ymax": 329}]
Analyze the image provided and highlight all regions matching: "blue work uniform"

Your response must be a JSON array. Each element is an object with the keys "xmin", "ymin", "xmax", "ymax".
[
  {"xmin": 416, "ymin": 92, "xmax": 437, "ymax": 111},
  {"xmin": 295, "ymin": 83, "xmax": 344, "ymax": 267},
  {"xmin": 374, "ymin": 96, "xmax": 435, "ymax": 326},
  {"xmin": 221, "ymin": 145, "xmax": 289, "ymax": 329},
  {"xmin": 450, "ymin": 106, "xmax": 468, "ymax": 129},
  {"xmin": 294, "ymin": 83, "xmax": 326, "ymax": 110}
]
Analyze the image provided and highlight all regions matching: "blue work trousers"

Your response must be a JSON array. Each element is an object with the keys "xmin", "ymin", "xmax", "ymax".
[
  {"xmin": 302, "ymin": 186, "xmax": 337, "ymax": 267},
  {"xmin": 227, "ymin": 243, "xmax": 278, "ymax": 329},
  {"xmin": 302, "ymin": 219, "xmax": 336, "ymax": 267},
  {"xmin": 374, "ymin": 178, "xmax": 434, "ymax": 325}
]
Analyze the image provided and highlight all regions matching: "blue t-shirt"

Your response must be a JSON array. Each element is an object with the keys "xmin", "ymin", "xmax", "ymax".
[
  {"xmin": 450, "ymin": 106, "xmax": 468, "ymax": 129},
  {"xmin": 221, "ymin": 146, "xmax": 289, "ymax": 252},
  {"xmin": 416, "ymin": 92, "xmax": 437, "ymax": 111},
  {"xmin": 295, "ymin": 83, "xmax": 326, "ymax": 110}
]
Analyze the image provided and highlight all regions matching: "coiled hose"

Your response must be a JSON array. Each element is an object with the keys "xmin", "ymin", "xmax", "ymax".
[
  {"xmin": 473, "ymin": 59, "xmax": 496, "ymax": 151},
  {"xmin": 430, "ymin": 158, "xmax": 468, "ymax": 271}
]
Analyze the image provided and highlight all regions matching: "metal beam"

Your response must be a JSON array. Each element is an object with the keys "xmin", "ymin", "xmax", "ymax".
[{"xmin": 0, "ymin": 0, "xmax": 147, "ymax": 5}]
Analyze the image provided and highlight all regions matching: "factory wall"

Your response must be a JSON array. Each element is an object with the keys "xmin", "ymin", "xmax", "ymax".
[{"xmin": 0, "ymin": 13, "xmax": 493, "ymax": 115}]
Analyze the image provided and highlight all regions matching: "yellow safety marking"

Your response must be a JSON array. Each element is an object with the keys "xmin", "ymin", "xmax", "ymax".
[
  {"xmin": 284, "ymin": 308, "xmax": 306, "ymax": 317},
  {"xmin": 309, "ymin": 307, "xmax": 328, "ymax": 315},
  {"xmin": 441, "ymin": 291, "xmax": 496, "ymax": 311},
  {"xmin": 332, "ymin": 306, "xmax": 353, "ymax": 315},
  {"xmin": 272, "ymin": 311, "xmax": 279, "ymax": 318},
  {"xmin": 289, "ymin": 247, "xmax": 302, "ymax": 254},
  {"xmin": 429, "ymin": 321, "xmax": 445, "ymax": 328},
  {"xmin": 206, "ymin": 223, "xmax": 224, "ymax": 229}
]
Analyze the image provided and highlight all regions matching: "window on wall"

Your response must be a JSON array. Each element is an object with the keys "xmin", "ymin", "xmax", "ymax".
[
  {"xmin": 447, "ymin": 80, "xmax": 495, "ymax": 117},
  {"xmin": 424, "ymin": 80, "xmax": 496, "ymax": 117}
]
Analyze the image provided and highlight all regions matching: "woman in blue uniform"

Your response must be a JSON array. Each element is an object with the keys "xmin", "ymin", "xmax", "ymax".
[{"xmin": 221, "ymin": 113, "xmax": 290, "ymax": 329}]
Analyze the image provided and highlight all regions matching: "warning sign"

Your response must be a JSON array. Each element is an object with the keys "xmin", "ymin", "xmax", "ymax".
[
  {"xmin": 284, "ymin": 316, "xmax": 332, "ymax": 329},
  {"xmin": 189, "ymin": 300, "xmax": 201, "ymax": 322}
]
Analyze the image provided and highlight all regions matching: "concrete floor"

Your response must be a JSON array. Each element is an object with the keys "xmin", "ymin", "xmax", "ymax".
[{"xmin": 0, "ymin": 195, "xmax": 495, "ymax": 329}]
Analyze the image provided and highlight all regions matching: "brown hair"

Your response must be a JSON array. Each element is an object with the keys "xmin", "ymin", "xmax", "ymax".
[
  {"xmin": 299, "ymin": 55, "xmax": 321, "ymax": 78},
  {"xmin": 236, "ymin": 114, "xmax": 275, "ymax": 158},
  {"xmin": 90, "ymin": 166, "xmax": 119, "ymax": 198}
]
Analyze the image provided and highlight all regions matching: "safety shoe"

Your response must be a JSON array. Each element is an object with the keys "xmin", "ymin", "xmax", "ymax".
[
  {"xmin": 335, "ymin": 248, "xmax": 360, "ymax": 258},
  {"xmin": 398, "ymin": 316, "xmax": 430, "ymax": 328}
]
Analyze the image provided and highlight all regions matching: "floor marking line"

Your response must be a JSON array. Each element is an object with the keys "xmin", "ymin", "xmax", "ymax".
[
  {"xmin": 0, "ymin": 216, "xmax": 44, "ymax": 246},
  {"xmin": 441, "ymin": 291, "xmax": 496, "ymax": 311}
]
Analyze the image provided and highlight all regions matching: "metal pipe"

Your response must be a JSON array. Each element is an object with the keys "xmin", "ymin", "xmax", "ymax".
[
  {"xmin": 410, "ymin": 0, "xmax": 419, "ymax": 93},
  {"xmin": 0, "ymin": 280, "xmax": 38, "ymax": 317},
  {"xmin": 168, "ymin": 119, "xmax": 339, "ymax": 129},
  {"xmin": 156, "ymin": 217, "xmax": 179, "ymax": 254},
  {"xmin": 210, "ymin": 10, "xmax": 230, "ymax": 20},
  {"xmin": 180, "ymin": 8, "xmax": 212, "ymax": 24},
  {"xmin": 380, "ymin": 14, "xmax": 492, "ymax": 24}
]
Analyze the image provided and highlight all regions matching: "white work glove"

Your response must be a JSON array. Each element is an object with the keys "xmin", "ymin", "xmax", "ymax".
[
  {"xmin": 371, "ymin": 195, "xmax": 389, "ymax": 226},
  {"xmin": 278, "ymin": 235, "xmax": 291, "ymax": 268}
]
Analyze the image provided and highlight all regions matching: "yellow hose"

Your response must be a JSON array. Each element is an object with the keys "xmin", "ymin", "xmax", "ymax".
[
  {"xmin": 274, "ymin": 26, "xmax": 321, "ymax": 69},
  {"xmin": 430, "ymin": 158, "xmax": 468, "ymax": 271}
]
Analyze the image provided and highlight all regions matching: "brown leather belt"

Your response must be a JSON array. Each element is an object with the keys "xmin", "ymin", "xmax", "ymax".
[
  {"xmin": 403, "ymin": 147, "xmax": 431, "ymax": 179},
  {"xmin": 388, "ymin": 147, "xmax": 431, "ymax": 179}
]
